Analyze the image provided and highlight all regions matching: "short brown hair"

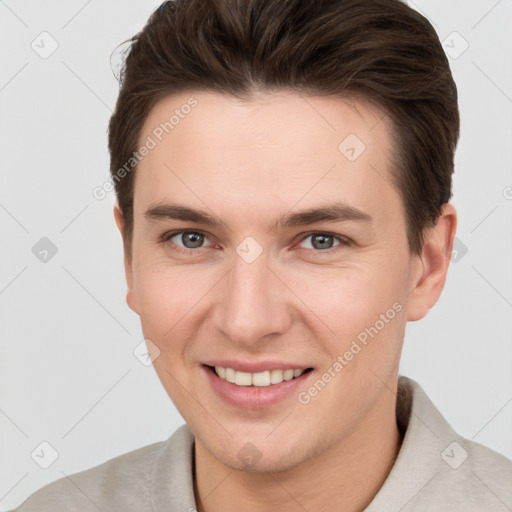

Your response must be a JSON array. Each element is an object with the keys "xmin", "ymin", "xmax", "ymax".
[{"xmin": 108, "ymin": 0, "xmax": 459, "ymax": 256}]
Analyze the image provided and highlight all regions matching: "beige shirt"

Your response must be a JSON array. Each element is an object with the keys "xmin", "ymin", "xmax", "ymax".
[{"xmin": 12, "ymin": 376, "xmax": 512, "ymax": 511}]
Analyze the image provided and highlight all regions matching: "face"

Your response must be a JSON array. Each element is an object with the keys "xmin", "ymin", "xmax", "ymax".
[{"xmin": 118, "ymin": 90, "xmax": 427, "ymax": 472}]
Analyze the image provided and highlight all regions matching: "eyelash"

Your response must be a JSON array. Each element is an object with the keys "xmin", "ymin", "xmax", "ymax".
[{"xmin": 159, "ymin": 229, "xmax": 351, "ymax": 256}]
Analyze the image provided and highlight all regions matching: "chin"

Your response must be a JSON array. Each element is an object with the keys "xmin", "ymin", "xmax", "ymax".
[
  {"xmin": 223, "ymin": 448, "xmax": 307, "ymax": 474},
  {"xmin": 201, "ymin": 429, "xmax": 314, "ymax": 474}
]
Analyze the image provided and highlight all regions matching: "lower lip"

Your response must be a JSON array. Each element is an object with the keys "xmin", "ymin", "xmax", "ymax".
[{"xmin": 202, "ymin": 365, "xmax": 313, "ymax": 410}]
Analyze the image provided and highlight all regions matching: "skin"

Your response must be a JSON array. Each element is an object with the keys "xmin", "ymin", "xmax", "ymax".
[{"xmin": 114, "ymin": 90, "xmax": 457, "ymax": 512}]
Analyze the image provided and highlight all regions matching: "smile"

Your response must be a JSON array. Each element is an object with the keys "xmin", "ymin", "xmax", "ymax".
[
  {"xmin": 212, "ymin": 366, "xmax": 311, "ymax": 387},
  {"xmin": 203, "ymin": 364, "xmax": 314, "ymax": 409}
]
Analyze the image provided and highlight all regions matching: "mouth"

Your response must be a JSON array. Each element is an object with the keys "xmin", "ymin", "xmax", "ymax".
[
  {"xmin": 202, "ymin": 364, "xmax": 315, "ymax": 409},
  {"xmin": 205, "ymin": 364, "xmax": 314, "ymax": 387}
]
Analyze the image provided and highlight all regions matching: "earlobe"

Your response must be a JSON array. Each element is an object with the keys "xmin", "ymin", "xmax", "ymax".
[
  {"xmin": 406, "ymin": 203, "xmax": 457, "ymax": 322},
  {"xmin": 113, "ymin": 204, "xmax": 139, "ymax": 315}
]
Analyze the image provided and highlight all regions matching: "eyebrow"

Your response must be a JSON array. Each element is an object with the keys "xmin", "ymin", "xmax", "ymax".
[
  {"xmin": 145, "ymin": 204, "xmax": 224, "ymax": 227},
  {"xmin": 144, "ymin": 202, "xmax": 373, "ymax": 230},
  {"xmin": 273, "ymin": 203, "xmax": 373, "ymax": 230}
]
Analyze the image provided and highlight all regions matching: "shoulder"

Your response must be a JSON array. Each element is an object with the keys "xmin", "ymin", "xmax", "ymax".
[
  {"xmin": 12, "ymin": 438, "xmax": 168, "ymax": 512},
  {"xmin": 407, "ymin": 437, "xmax": 512, "ymax": 511},
  {"xmin": 441, "ymin": 437, "xmax": 512, "ymax": 507},
  {"xmin": 392, "ymin": 376, "xmax": 512, "ymax": 510}
]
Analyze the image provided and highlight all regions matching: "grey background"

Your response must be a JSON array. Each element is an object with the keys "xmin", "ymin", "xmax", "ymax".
[{"xmin": 1, "ymin": 0, "xmax": 511, "ymax": 509}]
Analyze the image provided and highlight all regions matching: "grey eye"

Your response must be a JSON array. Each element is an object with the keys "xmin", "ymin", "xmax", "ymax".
[
  {"xmin": 300, "ymin": 233, "xmax": 341, "ymax": 250},
  {"xmin": 173, "ymin": 231, "xmax": 205, "ymax": 249}
]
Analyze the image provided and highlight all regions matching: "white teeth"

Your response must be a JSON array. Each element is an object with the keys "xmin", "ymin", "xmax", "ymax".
[
  {"xmin": 235, "ymin": 371, "xmax": 252, "ymax": 386},
  {"xmin": 225, "ymin": 367, "xmax": 236, "ymax": 383},
  {"xmin": 270, "ymin": 369, "xmax": 284, "ymax": 384},
  {"xmin": 283, "ymin": 369, "xmax": 294, "ymax": 381},
  {"xmin": 213, "ymin": 366, "xmax": 307, "ymax": 387},
  {"xmin": 252, "ymin": 371, "xmax": 270, "ymax": 387}
]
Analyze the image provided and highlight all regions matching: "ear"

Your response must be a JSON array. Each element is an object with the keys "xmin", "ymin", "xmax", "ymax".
[
  {"xmin": 113, "ymin": 203, "xmax": 139, "ymax": 314},
  {"xmin": 406, "ymin": 203, "xmax": 457, "ymax": 322}
]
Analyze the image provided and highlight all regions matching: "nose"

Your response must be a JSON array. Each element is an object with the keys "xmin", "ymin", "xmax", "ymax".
[{"xmin": 213, "ymin": 250, "xmax": 293, "ymax": 348}]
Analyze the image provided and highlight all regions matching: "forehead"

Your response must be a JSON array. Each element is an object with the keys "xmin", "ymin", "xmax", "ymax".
[
  {"xmin": 134, "ymin": 90, "xmax": 403, "ymax": 231},
  {"xmin": 140, "ymin": 90, "xmax": 390, "ymax": 154}
]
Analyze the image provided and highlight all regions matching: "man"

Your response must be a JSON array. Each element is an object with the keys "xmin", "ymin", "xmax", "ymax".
[{"xmin": 13, "ymin": 0, "xmax": 512, "ymax": 510}]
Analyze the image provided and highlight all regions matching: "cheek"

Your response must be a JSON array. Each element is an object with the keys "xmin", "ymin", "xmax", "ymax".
[
  {"xmin": 132, "ymin": 264, "xmax": 208, "ymax": 409},
  {"xmin": 284, "ymin": 257, "xmax": 403, "ymax": 322},
  {"xmin": 281, "ymin": 258, "xmax": 407, "ymax": 366},
  {"xmin": 132, "ymin": 260, "xmax": 216, "ymax": 344},
  {"xmin": 135, "ymin": 271, "xmax": 176, "ymax": 334}
]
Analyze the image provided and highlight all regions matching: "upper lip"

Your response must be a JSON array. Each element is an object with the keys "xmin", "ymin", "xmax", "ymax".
[{"xmin": 203, "ymin": 360, "xmax": 313, "ymax": 373}]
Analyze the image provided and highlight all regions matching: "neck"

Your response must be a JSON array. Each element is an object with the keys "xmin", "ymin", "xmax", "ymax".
[{"xmin": 193, "ymin": 382, "xmax": 402, "ymax": 512}]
